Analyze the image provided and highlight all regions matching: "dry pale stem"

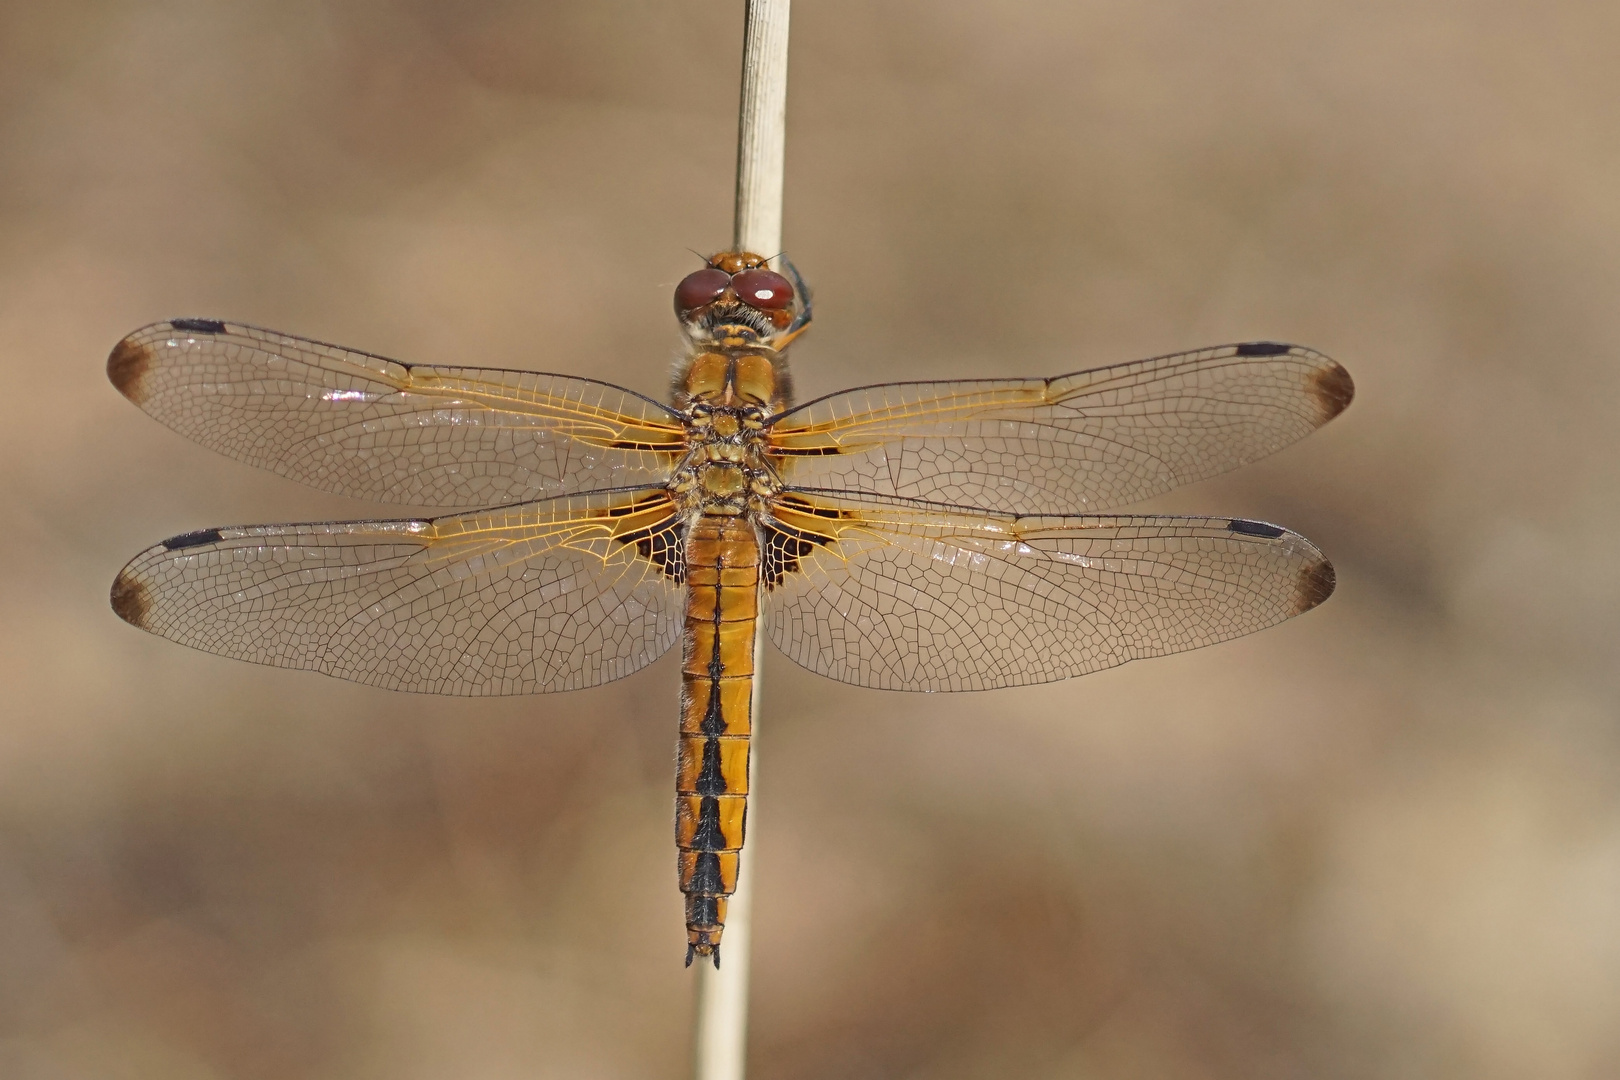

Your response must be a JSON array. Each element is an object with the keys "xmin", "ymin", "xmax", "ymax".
[{"xmin": 693, "ymin": 3, "xmax": 790, "ymax": 1080}]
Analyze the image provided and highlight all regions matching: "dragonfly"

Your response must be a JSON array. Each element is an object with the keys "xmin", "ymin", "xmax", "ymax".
[{"xmin": 108, "ymin": 250, "xmax": 1352, "ymax": 967}]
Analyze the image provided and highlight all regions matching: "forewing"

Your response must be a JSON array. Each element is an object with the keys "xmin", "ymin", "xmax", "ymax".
[
  {"xmin": 111, "ymin": 488, "xmax": 686, "ymax": 695},
  {"xmin": 109, "ymin": 320, "xmax": 687, "ymax": 507},
  {"xmin": 767, "ymin": 342, "xmax": 1352, "ymax": 515},
  {"xmin": 761, "ymin": 490, "xmax": 1334, "ymax": 691}
]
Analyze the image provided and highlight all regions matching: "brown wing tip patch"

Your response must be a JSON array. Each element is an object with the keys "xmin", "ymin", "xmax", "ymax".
[
  {"xmin": 110, "ymin": 570, "xmax": 151, "ymax": 628},
  {"xmin": 1310, "ymin": 360, "xmax": 1355, "ymax": 424},
  {"xmin": 106, "ymin": 336, "xmax": 152, "ymax": 403},
  {"xmin": 1294, "ymin": 557, "xmax": 1337, "ymax": 614}
]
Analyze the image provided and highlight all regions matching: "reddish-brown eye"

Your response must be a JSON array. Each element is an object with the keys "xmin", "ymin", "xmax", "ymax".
[
  {"xmin": 674, "ymin": 268, "xmax": 731, "ymax": 313},
  {"xmin": 731, "ymin": 268, "xmax": 794, "ymax": 311}
]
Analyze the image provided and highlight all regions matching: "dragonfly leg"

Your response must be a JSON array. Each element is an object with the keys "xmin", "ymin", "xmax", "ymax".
[{"xmin": 778, "ymin": 254, "xmax": 813, "ymax": 340}]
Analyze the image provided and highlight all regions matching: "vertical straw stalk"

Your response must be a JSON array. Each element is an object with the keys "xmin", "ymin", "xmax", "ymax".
[
  {"xmin": 732, "ymin": 0, "xmax": 791, "ymax": 258},
  {"xmin": 692, "ymin": 4, "xmax": 789, "ymax": 1079}
]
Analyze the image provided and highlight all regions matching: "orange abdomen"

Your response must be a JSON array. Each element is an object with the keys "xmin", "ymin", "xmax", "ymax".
[{"xmin": 676, "ymin": 515, "xmax": 759, "ymax": 967}]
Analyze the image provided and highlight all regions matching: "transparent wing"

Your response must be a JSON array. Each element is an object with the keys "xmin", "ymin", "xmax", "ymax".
[
  {"xmin": 109, "ymin": 320, "xmax": 687, "ymax": 508},
  {"xmin": 111, "ymin": 488, "xmax": 686, "ymax": 695},
  {"xmin": 760, "ymin": 489, "xmax": 1335, "ymax": 691},
  {"xmin": 767, "ymin": 342, "xmax": 1353, "ymax": 515}
]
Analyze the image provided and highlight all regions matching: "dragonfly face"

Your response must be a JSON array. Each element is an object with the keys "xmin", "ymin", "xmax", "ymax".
[
  {"xmin": 107, "ymin": 250, "xmax": 1352, "ymax": 967},
  {"xmin": 675, "ymin": 250, "xmax": 799, "ymax": 352}
]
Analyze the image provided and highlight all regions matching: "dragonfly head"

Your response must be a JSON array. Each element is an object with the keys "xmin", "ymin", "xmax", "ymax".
[{"xmin": 674, "ymin": 251, "xmax": 798, "ymax": 348}]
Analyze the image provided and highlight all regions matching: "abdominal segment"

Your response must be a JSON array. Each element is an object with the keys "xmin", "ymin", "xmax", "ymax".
[{"xmin": 677, "ymin": 515, "xmax": 758, "ymax": 967}]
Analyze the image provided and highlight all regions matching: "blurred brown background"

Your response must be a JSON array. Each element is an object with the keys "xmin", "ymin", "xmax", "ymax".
[{"xmin": 2, "ymin": 1, "xmax": 1618, "ymax": 1077}]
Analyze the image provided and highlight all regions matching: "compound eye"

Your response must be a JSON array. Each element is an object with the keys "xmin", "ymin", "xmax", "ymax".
[
  {"xmin": 731, "ymin": 268, "xmax": 794, "ymax": 311},
  {"xmin": 674, "ymin": 268, "xmax": 731, "ymax": 314}
]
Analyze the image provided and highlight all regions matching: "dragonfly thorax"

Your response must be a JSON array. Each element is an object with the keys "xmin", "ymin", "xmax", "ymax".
[
  {"xmin": 673, "ymin": 347, "xmax": 789, "ymax": 412},
  {"xmin": 671, "ymin": 402, "xmax": 779, "ymax": 517}
]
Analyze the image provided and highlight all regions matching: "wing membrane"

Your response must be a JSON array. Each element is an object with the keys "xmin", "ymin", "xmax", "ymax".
[
  {"xmin": 767, "ymin": 343, "xmax": 1352, "ymax": 515},
  {"xmin": 111, "ymin": 488, "xmax": 686, "ymax": 695},
  {"xmin": 109, "ymin": 320, "xmax": 687, "ymax": 508},
  {"xmin": 761, "ymin": 489, "xmax": 1334, "ymax": 691}
]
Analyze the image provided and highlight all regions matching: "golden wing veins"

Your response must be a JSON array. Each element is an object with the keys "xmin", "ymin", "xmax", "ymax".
[
  {"xmin": 767, "ymin": 342, "xmax": 1352, "ymax": 515},
  {"xmin": 109, "ymin": 319, "xmax": 687, "ymax": 509}
]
